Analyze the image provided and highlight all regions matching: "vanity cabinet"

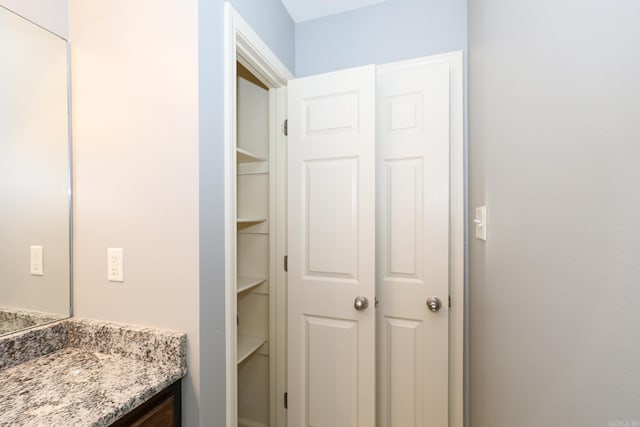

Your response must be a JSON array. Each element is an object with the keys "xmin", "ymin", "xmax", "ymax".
[{"xmin": 111, "ymin": 380, "xmax": 181, "ymax": 427}]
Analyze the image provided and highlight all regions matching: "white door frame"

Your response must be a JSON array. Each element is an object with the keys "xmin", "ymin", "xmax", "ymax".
[
  {"xmin": 224, "ymin": 4, "xmax": 293, "ymax": 427},
  {"xmin": 224, "ymin": 5, "xmax": 465, "ymax": 425},
  {"xmin": 446, "ymin": 51, "xmax": 465, "ymax": 427}
]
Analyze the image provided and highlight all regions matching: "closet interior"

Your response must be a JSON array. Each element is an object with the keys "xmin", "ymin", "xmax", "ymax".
[{"xmin": 236, "ymin": 62, "xmax": 274, "ymax": 427}]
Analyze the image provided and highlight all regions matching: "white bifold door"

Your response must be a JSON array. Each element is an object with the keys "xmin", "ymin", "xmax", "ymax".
[
  {"xmin": 287, "ymin": 65, "xmax": 377, "ymax": 427},
  {"xmin": 288, "ymin": 58, "xmax": 452, "ymax": 427},
  {"xmin": 375, "ymin": 60, "xmax": 451, "ymax": 427}
]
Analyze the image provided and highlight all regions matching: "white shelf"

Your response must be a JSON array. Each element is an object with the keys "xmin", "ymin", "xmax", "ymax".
[
  {"xmin": 237, "ymin": 217, "xmax": 266, "ymax": 225},
  {"xmin": 237, "ymin": 277, "xmax": 266, "ymax": 294},
  {"xmin": 237, "ymin": 147, "xmax": 266, "ymax": 163},
  {"xmin": 237, "ymin": 217, "xmax": 266, "ymax": 224},
  {"xmin": 237, "ymin": 335, "xmax": 266, "ymax": 364}
]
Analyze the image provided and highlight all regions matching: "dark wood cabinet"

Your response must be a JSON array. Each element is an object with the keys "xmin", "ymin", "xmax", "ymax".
[{"xmin": 111, "ymin": 380, "xmax": 181, "ymax": 427}]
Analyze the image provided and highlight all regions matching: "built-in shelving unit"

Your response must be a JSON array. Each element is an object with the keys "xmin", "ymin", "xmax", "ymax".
[
  {"xmin": 237, "ymin": 335, "xmax": 267, "ymax": 364},
  {"xmin": 235, "ymin": 62, "xmax": 272, "ymax": 426},
  {"xmin": 237, "ymin": 277, "xmax": 266, "ymax": 294}
]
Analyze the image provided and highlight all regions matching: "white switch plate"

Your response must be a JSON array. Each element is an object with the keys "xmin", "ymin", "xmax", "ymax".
[
  {"xmin": 475, "ymin": 206, "xmax": 487, "ymax": 241},
  {"xmin": 30, "ymin": 245, "xmax": 44, "ymax": 276},
  {"xmin": 107, "ymin": 248, "xmax": 124, "ymax": 282}
]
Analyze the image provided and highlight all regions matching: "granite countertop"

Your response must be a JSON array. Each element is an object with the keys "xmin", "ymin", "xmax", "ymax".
[
  {"xmin": 0, "ymin": 307, "xmax": 67, "ymax": 335},
  {"xmin": 0, "ymin": 319, "xmax": 187, "ymax": 427}
]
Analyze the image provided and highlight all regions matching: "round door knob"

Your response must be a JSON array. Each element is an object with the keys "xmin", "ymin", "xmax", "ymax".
[
  {"xmin": 354, "ymin": 296, "xmax": 369, "ymax": 311},
  {"xmin": 426, "ymin": 297, "xmax": 442, "ymax": 312}
]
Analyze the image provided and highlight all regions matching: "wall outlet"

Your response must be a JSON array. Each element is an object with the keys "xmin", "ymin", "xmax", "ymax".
[
  {"xmin": 107, "ymin": 248, "xmax": 124, "ymax": 282},
  {"xmin": 30, "ymin": 245, "xmax": 44, "ymax": 276}
]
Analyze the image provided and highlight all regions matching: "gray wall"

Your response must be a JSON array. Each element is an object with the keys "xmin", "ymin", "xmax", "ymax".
[
  {"xmin": 468, "ymin": 1, "xmax": 640, "ymax": 426},
  {"xmin": 70, "ymin": 1, "xmax": 201, "ymax": 424},
  {"xmin": 295, "ymin": 0, "xmax": 466, "ymax": 76}
]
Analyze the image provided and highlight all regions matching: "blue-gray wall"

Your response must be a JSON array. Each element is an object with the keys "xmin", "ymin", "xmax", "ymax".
[
  {"xmin": 232, "ymin": 0, "xmax": 294, "ymax": 71},
  {"xmin": 295, "ymin": 0, "xmax": 466, "ymax": 76},
  {"xmin": 198, "ymin": 1, "xmax": 293, "ymax": 425},
  {"xmin": 468, "ymin": 0, "xmax": 640, "ymax": 426}
]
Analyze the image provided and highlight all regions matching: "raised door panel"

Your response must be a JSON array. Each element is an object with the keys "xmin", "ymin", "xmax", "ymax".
[
  {"xmin": 305, "ymin": 316, "xmax": 358, "ymax": 427},
  {"xmin": 384, "ymin": 317, "xmax": 423, "ymax": 427},
  {"xmin": 304, "ymin": 158, "xmax": 358, "ymax": 279},
  {"xmin": 384, "ymin": 158, "xmax": 423, "ymax": 281}
]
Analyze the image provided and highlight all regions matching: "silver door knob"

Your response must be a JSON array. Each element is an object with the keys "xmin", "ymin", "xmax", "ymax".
[
  {"xmin": 426, "ymin": 297, "xmax": 442, "ymax": 312},
  {"xmin": 354, "ymin": 296, "xmax": 369, "ymax": 311}
]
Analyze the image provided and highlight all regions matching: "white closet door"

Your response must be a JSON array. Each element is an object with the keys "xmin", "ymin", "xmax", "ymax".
[
  {"xmin": 376, "ymin": 59, "xmax": 451, "ymax": 427},
  {"xmin": 287, "ymin": 65, "xmax": 376, "ymax": 427}
]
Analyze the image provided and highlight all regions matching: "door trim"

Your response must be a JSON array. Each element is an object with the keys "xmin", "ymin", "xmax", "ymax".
[
  {"xmin": 224, "ymin": 5, "xmax": 293, "ymax": 427},
  {"xmin": 448, "ymin": 51, "xmax": 465, "ymax": 427}
]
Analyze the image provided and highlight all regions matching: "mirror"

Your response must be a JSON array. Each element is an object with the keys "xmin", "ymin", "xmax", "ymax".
[{"xmin": 0, "ymin": 6, "xmax": 71, "ymax": 335}]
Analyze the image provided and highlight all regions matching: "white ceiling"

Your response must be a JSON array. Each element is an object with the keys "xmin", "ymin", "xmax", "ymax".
[{"xmin": 281, "ymin": 0, "xmax": 392, "ymax": 23}]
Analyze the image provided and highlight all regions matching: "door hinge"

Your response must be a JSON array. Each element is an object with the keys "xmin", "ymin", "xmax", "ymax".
[
  {"xmin": 284, "ymin": 392, "xmax": 288, "ymax": 409},
  {"xmin": 449, "ymin": 296, "xmax": 451, "ymax": 308},
  {"xmin": 283, "ymin": 119, "xmax": 288, "ymax": 136},
  {"xmin": 284, "ymin": 255, "xmax": 288, "ymax": 272}
]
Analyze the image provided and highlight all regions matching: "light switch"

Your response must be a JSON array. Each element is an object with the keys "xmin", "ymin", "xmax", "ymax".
[
  {"xmin": 107, "ymin": 248, "xmax": 124, "ymax": 282},
  {"xmin": 30, "ymin": 245, "xmax": 44, "ymax": 276},
  {"xmin": 474, "ymin": 206, "xmax": 487, "ymax": 241}
]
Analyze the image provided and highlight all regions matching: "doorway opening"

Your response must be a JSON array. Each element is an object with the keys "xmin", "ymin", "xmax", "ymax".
[
  {"xmin": 224, "ymin": 5, "xmax": 291, "ymax": 427},
  {"xmin": 224, "ymin": 4, "xmax": 464, "ymax": 427}
]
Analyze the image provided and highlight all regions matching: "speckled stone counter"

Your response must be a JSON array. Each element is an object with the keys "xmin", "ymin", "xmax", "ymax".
[
  {"xmin": 0, "ymin": 320, "xmax": 68, "ymax": 371},
  {"xmin": 0, "ymin": 318, "xmax": 187, "ymax": 426},
  {"xmin": 0, "ymin": 307, "xmax": 66, "ymax": 335}
]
